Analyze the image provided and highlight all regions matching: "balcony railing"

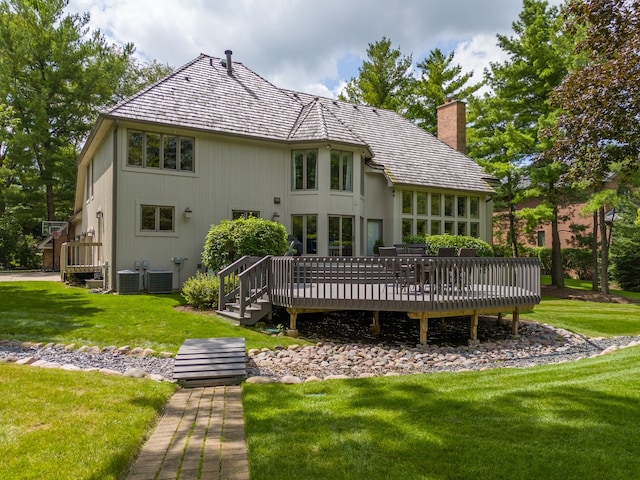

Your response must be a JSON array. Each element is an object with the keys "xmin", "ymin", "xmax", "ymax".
[{"xmin": 60, "ymin": 241, "xmax": 103, "ymax": 281}]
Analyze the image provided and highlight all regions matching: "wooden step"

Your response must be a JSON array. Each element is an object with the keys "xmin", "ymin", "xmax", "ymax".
[{"xmin": 173, "ymin": 338, "xmax": 246, "ymax": 387}]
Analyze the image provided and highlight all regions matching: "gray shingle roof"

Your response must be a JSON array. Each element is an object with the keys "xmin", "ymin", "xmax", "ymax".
[{"xmin": 105, "ymin": 53, "xmax": 493, "ymax": 194}]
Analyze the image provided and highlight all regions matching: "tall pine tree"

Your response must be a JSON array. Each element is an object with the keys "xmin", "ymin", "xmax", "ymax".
[{"xmin": 468, "ymin": 0, "xmax": 575, "ymax": 286}]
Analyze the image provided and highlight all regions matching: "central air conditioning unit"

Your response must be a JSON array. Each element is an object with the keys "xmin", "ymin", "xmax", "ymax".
[
  {"xmin": 117, "ymin": 269, "xmax": 140, "ymax": 294},
  {"xmin": 146, "ymin": 270, "xmax": 173, "ymax": 294}
]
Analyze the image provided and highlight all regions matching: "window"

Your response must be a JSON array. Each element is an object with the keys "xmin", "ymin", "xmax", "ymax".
[
  {"xmin": 292, "ymin": 150, "xmax": 317, "ymax": 190},
  {"xmin": 141, "ymin": 205, "xmax": 174, "ymax": 232},
  {"xmin": 470, "ymin": 197, "xmax": 479, "ymax": 219},
  {"xmin": 457, "ymin": 222, "xmax": 467, "ymax": 236},
  {"xmin": 430, "ymin": 220, "xmax": 441, "ymax": 235},
  {"xmin": 537, "ymin": 230, "xmax": 546, "ymax": 247},
  {"xmin": 85, "ymin": 158, "xmax": 94, "ymax": 200},
  {"xmin": 330, "ymin": 150, "xmax": 353, "ymax": 191},
  {"xmin": 402, "ymin": 191, "xmax": 412, "ymax": 214},
  {"xmin": 444, "ymin": 195, "xmax": 454, "ymax": 217},
  {"xmin": 127, "ymin": 129, "xmax": 194, "ymax": 172},
  {"xmin": 457, "ymin": 196, "xmax": 467, "ymax": 217},
  {"xmin": 417, "ymin": 192, "xmax": 427, "ymax": 215},
  {"xmin": 292, "ymin": 215, "xmax": 318, "ymax": 254},
  {"xmin": 444, "ymin": 221, "xmax": 454, "ymax": 235},
  {"xmin": 470, "ymin": 223, "xmax": 480, "ymax": 238},
  {"xmin": 328, "ymin": 215, "xmax": 353, "ymax": 256},
  {"xmin": 146, "ymin": 133, "xmax": 160, "ymax": 168},
  {"xmin": 232, "ymin": 210, "xmax": 260, "ymax": 220},
  {"xmin": 402, "ymin": 219, "xmax": 413, "ymax": 239},
  {"xmin": 431, "ymin": 193, "xmax": 441, "ymax": 216}
]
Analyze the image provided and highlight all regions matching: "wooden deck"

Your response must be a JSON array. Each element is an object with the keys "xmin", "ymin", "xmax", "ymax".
[
  {"xmin": 173, "ymin": 338, "xmax": 247, "ymax": 387},
  {"xmin": 218, "ymin": 255, "xmax": 542, "ymax": 345}
]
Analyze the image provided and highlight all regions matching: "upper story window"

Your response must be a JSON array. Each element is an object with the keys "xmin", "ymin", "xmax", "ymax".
[
  {"xmin": 127, "ymin": 130, "xmax": 194, "ymax": 172},
  {"xmin": 292, "ymin": 149, "xmax": 317, "ymax": 190},
  {"xmin": 330, "ymin": 150, "xmax": 353, "ymax": 191}
]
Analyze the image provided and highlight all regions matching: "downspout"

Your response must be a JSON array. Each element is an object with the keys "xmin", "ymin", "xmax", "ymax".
[{"xmin": 111, "ymin": 122, "xmax": 119, "ymax": 291}]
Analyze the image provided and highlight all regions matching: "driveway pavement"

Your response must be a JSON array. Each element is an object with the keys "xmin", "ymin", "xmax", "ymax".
[{"xmin": 0, "ymin": 271, "xmax": 61, "ymax": 281}]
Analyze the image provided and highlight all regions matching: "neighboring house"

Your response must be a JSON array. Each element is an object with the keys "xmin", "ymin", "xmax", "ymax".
[{"xmin": 69, "ymin": 51, "xmax": 496, "ymax": 292}]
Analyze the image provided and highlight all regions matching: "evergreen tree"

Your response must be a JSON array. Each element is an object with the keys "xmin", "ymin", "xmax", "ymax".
[
  {"xmin": 468, "ymin": 0, "xmax": 575, "ymax": 286},
  {"xmin": 339, "ymin": 37, "xmax": 413, "ymax": 112},
  {"xmin": 407, "ymin": 48, "xmax": 482, "ymax": 135},
  {"xmin": 0, "ymin": 0, "xmax": 171, "ymax": 268}
]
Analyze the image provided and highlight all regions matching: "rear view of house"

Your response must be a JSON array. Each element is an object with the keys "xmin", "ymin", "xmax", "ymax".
[{"xmin": 67, "ymin": 51, "xmax": 495, "ymax": 292}]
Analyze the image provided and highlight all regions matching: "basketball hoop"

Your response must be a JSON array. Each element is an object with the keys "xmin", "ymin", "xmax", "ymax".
[{"xmin": 52, "ymin": 230, "xmax": 62, "ymax": 239}]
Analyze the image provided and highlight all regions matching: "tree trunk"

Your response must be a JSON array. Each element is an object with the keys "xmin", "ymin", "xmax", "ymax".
[
  {"xmin": 509, "ymin": 203, "xmax": 519, "ymax": 257},
  {"xmin": 591, "ymin": 211, "xmax": 599, "ymax": 291},
  {"xmin": 46, "ymin": 183, "xmax": 56, "ymax": 221},
  {"xmin": 550, "ymin": 204, "xmax": 564, "ymax": 287},
  {"xmin": 598, "ymin": 206, "xmax": 609, "ymax": 294}
]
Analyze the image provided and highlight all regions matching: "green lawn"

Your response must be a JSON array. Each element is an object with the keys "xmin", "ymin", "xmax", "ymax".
[
  {"xmin": 3, "ymin": 280, "xmax": 640, "ymax": 479},
  {"xmin": 520, "ymin": 276, "xmax": 640, "ymax": 337},
  {"xmin": 0, "ymin": 363, "xmax": 176, "ymax": 480},
  {"xmin": 541, "ymin": 275, "xmax": 640, "ymax": 302},
  {"xmin": 0, "ymin": 281, "xmax": 307, "ymax": 352},
  {"xmin": 244, "ymin": 346, "xmax": 640, "ymax": 480}
]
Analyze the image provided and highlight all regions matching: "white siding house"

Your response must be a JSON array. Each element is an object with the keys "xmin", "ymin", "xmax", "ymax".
[{"xmin": 70, "ymin": 51, "xmax": 495, "ymax": 292}]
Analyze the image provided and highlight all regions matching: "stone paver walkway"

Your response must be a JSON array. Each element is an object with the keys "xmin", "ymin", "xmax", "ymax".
[{"xmin": 127, "ymin": 386, "xmax": 249, "ymax": 480}]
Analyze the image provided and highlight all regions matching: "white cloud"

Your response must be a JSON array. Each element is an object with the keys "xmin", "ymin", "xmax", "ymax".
[{"xmin": 65, "ymin": 0, "xmax": 559, "ymax": 97}]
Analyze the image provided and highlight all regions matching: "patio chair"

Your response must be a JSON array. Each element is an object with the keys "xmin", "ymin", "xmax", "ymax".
[
  {"xmin": 456, "ymin": 248, "xmax": 477, "ymax": 290},
  {"xmin": 437, "ymin": 247, "xmax": 457, "ymax": 257},
  {"xmin": 379, "ymin": 247, "xmax": 410, "ymax": 291}
]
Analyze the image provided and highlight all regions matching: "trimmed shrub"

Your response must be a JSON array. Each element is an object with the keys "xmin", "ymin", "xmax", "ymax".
[
  {"xmin": 181, "ymin": 272, "xmax": 220, "ymax": 309},
  {"xmin": 202, "ymin": 216, "xmax": 288, "ymax": 272},
  {"xmin": 402, "ymin": 234, "xmax": 427, "ymax": 245},
  {"xmin": 425, "ymin": 234, "xmax": 493, "ymax": 257}
]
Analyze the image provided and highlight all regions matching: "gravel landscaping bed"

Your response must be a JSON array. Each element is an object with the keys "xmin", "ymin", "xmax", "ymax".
[{"xmin": 3, "ymin": 310, "xmax": 639, "ymax": 384}]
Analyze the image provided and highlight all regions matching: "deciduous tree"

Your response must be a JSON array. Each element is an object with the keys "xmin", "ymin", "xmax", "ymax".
[{"xmin": 547, "ymin": 0, "xmax": 640, "ymax": 293}]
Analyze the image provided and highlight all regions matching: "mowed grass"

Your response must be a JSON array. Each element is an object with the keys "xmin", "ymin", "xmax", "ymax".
[
  {"xmin": 519, "ymin": 276, "xmax": 640, "ymax": 337},
  {"xmin": 541, "ymin": 275, "xmax": 640, "ymax": 302},
  {"xmin": 0, "ymin": 281, "xmax": 307, "ymax": 352},
  {"xmin": 0, "ymin": 363, "xmax": 176, "ymax": 480},
  {"xmin": 244, "ymin": 346, "xmax": 640, "ymax": 480}
]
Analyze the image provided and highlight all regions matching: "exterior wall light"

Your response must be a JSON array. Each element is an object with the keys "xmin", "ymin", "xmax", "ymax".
[{"xmin": 184, "ymin": 207, "xmax": 193, "ymax": 218}]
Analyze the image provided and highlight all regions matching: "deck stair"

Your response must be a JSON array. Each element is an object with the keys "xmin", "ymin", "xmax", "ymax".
[
  {"xmin": 172, "ymin": 338, "xmax": 247, "ymax": 387},
  {"xmin": 216, "ymin": 297, "xmax": 272, "ymax": 325}
]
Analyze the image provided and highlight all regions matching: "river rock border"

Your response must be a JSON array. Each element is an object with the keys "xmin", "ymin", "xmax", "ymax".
[
  {"xmin": 3, "ymin": 321, "xmax": 640, "ymax": 385},
  {"xmin": 245, "ymin": 320, "xmax": 640, "ymax": 384},
  {"xmin": 0, "ymin": 339, "xmax": 175, "ymax": 382}
]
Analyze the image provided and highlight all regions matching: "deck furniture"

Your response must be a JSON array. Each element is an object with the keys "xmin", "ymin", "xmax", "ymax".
[
  {"xmin": 437, "ymin": 247, "xmax": 457, "ymax": 257},
  {"xmin": 379, "ymin": 246, "xmax": 411, "ymax": 291}
]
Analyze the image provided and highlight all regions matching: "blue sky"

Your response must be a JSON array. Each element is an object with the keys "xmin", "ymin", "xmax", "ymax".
[{"xmin": 66, "ymin": 0, "xmax": 564, "ymax": 98}]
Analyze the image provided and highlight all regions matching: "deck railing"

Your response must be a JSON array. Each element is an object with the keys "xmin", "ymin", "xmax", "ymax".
[
  {"xmin": 222, "ymin": 255, "xmax": 540, "ymax": 314},
  {"xmin": 217, "ymin": 256, "xmax": 263, "ymax": 314},
  {"xmin": 268, "ymin": 256, "xmax": 540, "ymax": 313},
  {"xmin": 60, "ymin": 241, "xmax": 103, "ymax": 281}
]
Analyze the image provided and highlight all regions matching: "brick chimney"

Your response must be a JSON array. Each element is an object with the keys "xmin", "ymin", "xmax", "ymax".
[{"xmin": 437, "ymin": 99, "xmax": 466, "ymax": 154}]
